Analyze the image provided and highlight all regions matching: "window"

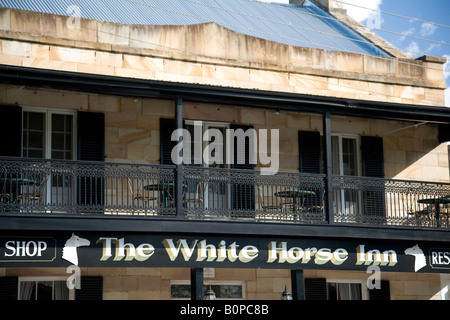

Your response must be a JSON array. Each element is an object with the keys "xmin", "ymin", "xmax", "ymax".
[
  {"xmin": 22, "ymin": 109, "xmax": 76, "ymax": 160},
  {"xmin": 327, "ymin": 281, "xmax": 366, "ymax": 300},
  {"xmin": 171, "ymin": 281, "xmax": 244, "ymax": 300},
  {"xmin": 19, "ymin": 277, "xmax": 74, "ymax": 300}
]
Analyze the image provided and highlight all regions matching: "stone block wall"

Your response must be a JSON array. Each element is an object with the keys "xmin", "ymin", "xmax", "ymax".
[
  {"xmin": 0, "ymin": 8, "xmax": 447, "ymax": 107},
  {"xmin": 2, "ymin": 267, "xmax": 445, "ymax": 300}
]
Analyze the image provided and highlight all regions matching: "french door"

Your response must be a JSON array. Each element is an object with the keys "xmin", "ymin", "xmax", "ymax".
[
  {"xmin": 185, "ymin": 121, "xmax": 231, "ymax": 214},
  {"xmin": 22, "ymin": 109, "xmax": 76, "ymax": 210},
  {"xmin": 331, "ymin": 135, "xmax": 362, "ymax": 220}
]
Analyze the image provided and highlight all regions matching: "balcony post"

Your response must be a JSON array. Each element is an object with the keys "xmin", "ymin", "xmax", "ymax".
[
  {"xmin": 175, "ymin": 97, "xmax": 184, "ymax": 218},
  {"xmin": 190, "ymin": 268, "xmax": 204, "ymax": 300},
  {"xmin": 291, "ymin": 269, "xmax": 304, "ymax": 300},
  {"xmin": 323, "ymin": 111, "xmax": 334, "ymax": 224}
]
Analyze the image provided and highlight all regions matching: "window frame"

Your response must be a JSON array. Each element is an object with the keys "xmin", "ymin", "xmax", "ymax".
[
  {"xmin": 326, "ymin": 278, "xmax": 369, "ymax": 300},
  {"xmin": 170, "ymin": 280, "xmax": 245, "ymax": 300},
  {"xmin": 21, "ymin": 107, "xmax": 77, "ymax": 160},
  {"xmin": 321, "ymin": 132, "xmax": 362, "ymax": 177},
  {"xmin": 18, "ymin": 276, "xmax": 75, "ymax": 300}
]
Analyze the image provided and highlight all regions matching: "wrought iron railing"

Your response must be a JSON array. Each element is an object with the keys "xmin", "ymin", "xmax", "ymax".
[
  {"xmin": 182, "ymin": 166, "xmax": 325, "ymax": 223},
  {"xmin": 333, "ymin": 175, "xmax": 450, "ymax": 228},
  {"xmin": 1, "ymin": 157, "xmax": 450, "ymax": 229}
]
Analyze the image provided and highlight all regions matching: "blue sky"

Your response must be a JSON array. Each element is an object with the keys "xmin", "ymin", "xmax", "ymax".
[
  {"xmin": 343, "ymin": 0, "xmax": 450, "ymax": 107},
  {"xmin": 259, "ymin": 0, "xmax": 450, "ymax": 106}
]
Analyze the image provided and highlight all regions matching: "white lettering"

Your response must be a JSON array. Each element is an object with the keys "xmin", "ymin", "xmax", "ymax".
[
  {"xmin": 4, "ymin": 240, "xmax": 48, "ymax": 257},
  {"xmin": 267, "ymin": 242, "xmax": 348, "ymax": 265}
]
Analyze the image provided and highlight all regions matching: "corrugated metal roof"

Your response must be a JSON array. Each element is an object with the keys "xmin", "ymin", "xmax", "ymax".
[{"xmin": 0, "ymin": 0, "xmax": 390, "ymax": 56}]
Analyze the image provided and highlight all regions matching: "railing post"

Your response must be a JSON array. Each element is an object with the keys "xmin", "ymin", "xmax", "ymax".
[
  {"xmin": 175, "ymin": 97, "xmax": 184, "ymax": 218},
  {"xmin": 291, "ymin": 269, "xmax": 304, "ymax": 300},
  {"xmin": 323, "ymin": 111, "xmax": 334, "ymax": 224},
  {"xmin": 190, "ymin": 268, "xmax": 204, "ymax": 300}
]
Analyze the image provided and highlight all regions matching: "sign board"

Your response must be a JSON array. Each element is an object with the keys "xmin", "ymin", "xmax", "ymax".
[{"xmin": 1, "ymin": 232, "xmax": 450, "ymax": 273}]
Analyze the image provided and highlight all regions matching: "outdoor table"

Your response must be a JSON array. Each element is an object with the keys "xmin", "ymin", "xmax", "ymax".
[
  {"xmin": 143, "ymin": 183, "xmax": 187, "ymax": 208},
  {"xmin": 275, "ymin": 190, "xmax": 316, "ymax": 215},
  {"xmin": 417, "ymin": 196, "xmax": 450, "ymax": 227},
  {"xmin": 0, "ymin": 178, "xmax": 35, "ymax": 212},
  {"xmin": 2, "ymin": 178, "xmax": 36, "ymax": 203}
]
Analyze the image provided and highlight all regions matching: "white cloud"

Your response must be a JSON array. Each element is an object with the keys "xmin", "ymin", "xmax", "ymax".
[
  {"xmin": 445, "ymin": 88, "xmax": 450, "ymax": 107},
  {"xmin": 420, "ymin": 23, "xmax": 438, "ymax": 37},
  {"xmin": 442, "ymin": 55, "xmax": 450, "ymax": 107},
  {"xmin": 404, "ymin": 41, "xmax": 420, "ymax": 56},
  {"xmin": 444, "ymin": 55, "xmax": 450, "ymax": 82},
  {"xmin": 399, "ymin": 27, "xmax": 415, "ymax": 42},
  {"xmin": 341, "ymin": 0, "xmax": 383, "ymax": 28}
]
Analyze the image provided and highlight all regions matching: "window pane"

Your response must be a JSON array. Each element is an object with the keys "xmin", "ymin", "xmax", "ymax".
[
  {"xmin": 36, "ymin": 281, "xmax": 53, "ymax": 300},
  {"xmin": 23, "ymin": 111, "xmax": 45, "ymax": 159},
  {"xmin": 52, "ymin": 151, "xmax": 64, "ymax": 159},
  {"xmin": 350, "ymin": 283, "xmax": 362, "ymax": 300},
  {"xmin": 171, "ymin": 284, "xmax": 191, "ymax": 299},
  {"xmin": 327, "ymin": 282, "xmax": 338, "ymax": 300},
  {"xmin": 170, "ymin": 284, "xmax": 243, "ymax": 299},
  {"xmin": 331, "ymin": 136, "xmax": 340, "ymax": 175},
  {"xmin": 342, "ymin": 138, "xmax": 357, "ymax": 176},
  {"xmin": 54, "ymin": 281, "xmax": 69, "ymax": 300},
  {"xmin": 52, "ymin": 132, "xmax": 64, "ymax": 150},
  {"xmin": 29, "ymin": 132, "xmax": 44, "ymax": 149},
  {"xmin": 327, "ymin": 282, "xmax": 362, "ymax": 300},
  {"xmin": 28, "ymin": 149, "xmax": 44, "ymax": 158},
  {"xmin": 52, "ymin": 114, "xmax": 65, "ymax": 132},
  {"xmin": 20, "ymin": 281, "xmax": 36, "ymax": 300},
  {"xmin": 338, "ymin": 283, "xmax": 351, "ymax": 300},
  {"xmin": 51, "ymin": 114, "xmax": 73, "ymax": 160},
  {"xmin": 28, "ymin": 112, "xmax": 44, "ymax": 130},
  {"xmin": 217, "ymin": 285, "xmax": 242, "ymax": 299}
]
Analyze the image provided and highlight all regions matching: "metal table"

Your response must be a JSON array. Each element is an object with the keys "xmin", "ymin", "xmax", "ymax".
[
  {"xmin": 144, "ymin": 183, "xmax": 187, "ymax": 208},
  {"xmin": 275, "ymin": 190, "xmax": 316, "ymax": 214},
  {"xmin": 417, "ymin": 196, "xmax": 450, "ymax": 227}
]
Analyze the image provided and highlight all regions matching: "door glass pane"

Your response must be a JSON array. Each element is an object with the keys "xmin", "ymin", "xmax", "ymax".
[
  {"xmin": 51, "ymin": 114, "xmax": 74, "ymax": 210},
  {"xmin": 342, "ymin": 138, "xmax": 357, "ymax": 176},
  {"xmin": 51, "ymin": 114, "xmax": 73, "ymax": 160},
  {"xmin": 22, "ymin": 112, "xmax": 45, "ymax": 158},
  {"xmin": 331, "ymin": 136, "xmax": 340, "ymax": 175},
  {"xmin": 185, "ymin": 124, "xmax": 202, "ymax": 165},
  {"xmin": 204, "ymin": 125, "xmax": 228, "ymax": 213}
]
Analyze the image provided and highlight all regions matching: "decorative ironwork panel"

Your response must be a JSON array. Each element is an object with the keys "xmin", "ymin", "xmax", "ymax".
[{"xmin": 1, "ymin": 157, "xmax": 450, "ymax": 230}]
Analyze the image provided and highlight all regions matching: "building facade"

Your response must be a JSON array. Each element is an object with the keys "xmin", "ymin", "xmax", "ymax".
[{"xmin": 0, "ymin": 0, "xmax": 450, "ymax": 300}]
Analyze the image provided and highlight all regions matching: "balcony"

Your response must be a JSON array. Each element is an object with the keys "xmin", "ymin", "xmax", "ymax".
[{"xmin": 1, "ymin": 157, "xmax": 450, "ymax": 230}]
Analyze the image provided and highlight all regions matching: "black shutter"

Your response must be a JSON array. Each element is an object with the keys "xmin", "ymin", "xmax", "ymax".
[
  {"xmin": 361, "ymin": 136, "xmax": 384, "ymax": 178},
  {"xmin": 160, "ymin": 118, "xmax": 177, "ymax": 165},
  {"xmin": 361, "ymin": 136, "xmax": 385, "ymax": 222},
  {"xmin": 230, "ymin": 124, "xmax": 255, "ymax": 216},
  {"xmin": 77, "ymin": 111, "xmax": 105, "ymax": 162},
  {"xmin": 369, "ymin": 280, "xmax": 390, "ymax": 300},
  {"xmin": 298, "ymin": 131, "xmax": 322, "ymax": 208},
  {"xmin": 305, "ymin": 278, "xmax": 327, "ymax": 300},
  {"xmin": 0, "ymin": 106, "xmax": 22, "ymax": 157},
  {"xmin": 0, "ymin": 277, "xmax": 18, "ymax": 300},
  {"xmin": 298, "ymin": 131, "xmax": 321, "ymax": 174},
  {"xmin": 77, "ymin": 112, "xmax": 105, "ymax": 211},
  {"xmin": 75, "ymin": 276, "xmax": 103, "ymax": 300},
  {"xmin": 438, "ymin": 124, "xmax": 450, "ymax": 143}
]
